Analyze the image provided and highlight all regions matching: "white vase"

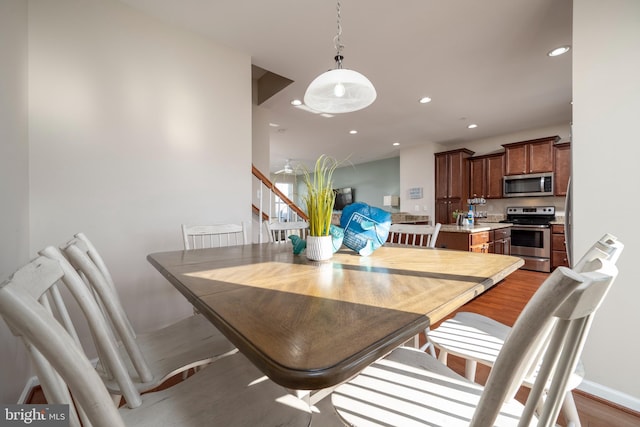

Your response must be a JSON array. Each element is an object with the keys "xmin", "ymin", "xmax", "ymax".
[{"xmin": 306, "ymin": 235, "xmax": 333, "ymax": 261}]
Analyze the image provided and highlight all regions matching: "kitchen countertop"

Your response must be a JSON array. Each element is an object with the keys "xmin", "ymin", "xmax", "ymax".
[
  {"xmin": 440, "ymin": 223, "xmax": 512, "ymax": 233},
  {"xmin": 332, "ymin": 212, "xmax": 431, "ymax": 226}
]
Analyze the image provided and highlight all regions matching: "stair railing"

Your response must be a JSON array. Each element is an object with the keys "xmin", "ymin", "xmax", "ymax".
[{"xmin": 252, "ymin": 165, "xmax": 308, "ymax": 243}]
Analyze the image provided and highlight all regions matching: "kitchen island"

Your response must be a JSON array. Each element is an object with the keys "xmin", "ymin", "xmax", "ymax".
[{"xmin": 437, "ymin": 223, "xmax": 512, "ymax": 254}]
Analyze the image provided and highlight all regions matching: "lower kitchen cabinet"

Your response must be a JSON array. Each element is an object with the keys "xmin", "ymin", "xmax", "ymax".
[
  {"xmin": 437, "ymin": 230, "xmax": 490, "ymax": 252},
  {"xmin": 490, "ymin": 227, "xmax": 511, "ymax": 255},
  {"xmin": 551, "ymin": 224, "xmax": 569, "ymax": 269},
  {"xmin": 470, "ymin": 232, "xmax": 490, "ymax": 253},
  {"xmin": 436, "ymin": 226, "xmax": 511, "ymax": 253}
]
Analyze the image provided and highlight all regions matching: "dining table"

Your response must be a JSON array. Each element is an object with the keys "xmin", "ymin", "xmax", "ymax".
[{"xmin": 147, "ymin": 243, "xmax": 524, "ymax": 393}]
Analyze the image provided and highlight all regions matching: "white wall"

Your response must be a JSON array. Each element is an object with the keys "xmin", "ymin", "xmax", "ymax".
[
  {"xmin": 573, "ymin": 0, "xmax": 640, "ymax": 405},
  {"xmin": 0, "ymin": 0, "xmax": 31, "ymax": 403},
  {"xmin": 23, "ymin": 0, "xmax": 251, "ymax": 389},
  {"xmin": 400, "ymin": 143, "xmax": 437, "ymax": 216}
]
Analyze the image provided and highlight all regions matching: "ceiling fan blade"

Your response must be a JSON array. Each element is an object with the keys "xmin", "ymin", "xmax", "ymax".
[{"xmin": 275, "ymin": 159, "xmax": 294, "ymax": 174}]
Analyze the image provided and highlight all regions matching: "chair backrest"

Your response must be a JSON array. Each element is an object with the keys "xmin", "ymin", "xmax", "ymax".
[
  {"xmin": 469, "ymin": 256, "xmax": 620, "ymax": 427},
  {"xmin": 264, "ymin": 220, "xmax": 309, "ymax": 243},
  {"xmin": 49, "ymin": 237, "xmax": 155, "ymax": 390},
  {"xmin": 573, "ymin": 233, "xmax": 623, "ymax": 272},
  {"xmin": 387, "ymin": 223, "xmax": 441, "ymax": 248},
  {"xmin": 68, "ymin": 232, "xmax": 134, "ymax": 336},
  {"xmin": 519, "ymin": 233, "xmax": 623, "ymax": 389},
  {"xmin": 181, "ymin": 223, "xmax": 248, "ymax": 250},
  {"xmin": 0, "ymin": 255, "xmax": 136, "ymax": 427}
]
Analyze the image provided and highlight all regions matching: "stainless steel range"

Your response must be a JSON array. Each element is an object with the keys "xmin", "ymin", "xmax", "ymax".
[{"xmin": 502, "ymin": 206, "xmax": 555, "ymax": 273}]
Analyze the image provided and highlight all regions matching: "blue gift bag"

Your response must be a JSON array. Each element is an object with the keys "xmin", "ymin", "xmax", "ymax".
[{"xmin": 340, "ymin": 203, "xmax": 391, "ymax": 256}]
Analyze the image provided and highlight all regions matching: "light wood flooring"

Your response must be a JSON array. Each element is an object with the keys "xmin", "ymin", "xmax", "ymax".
[{"xmin": 27, "ymin": 269, "xmax": 639, "ymax": 426}]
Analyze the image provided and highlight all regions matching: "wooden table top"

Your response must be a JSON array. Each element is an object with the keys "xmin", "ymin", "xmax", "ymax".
[{"xmin": 147, "ymin": 244, "xmax": 523, "ymax": 390}]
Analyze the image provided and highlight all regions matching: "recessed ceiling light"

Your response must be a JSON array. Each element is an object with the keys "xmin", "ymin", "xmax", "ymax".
[
  {"xmin": 290, "ymin": 99, "xmax": 303, "ymax": 106},
  {"xmin": 393, "ymin": 142, "xmax": 400, "ymax": 146},
  {"xmin": 467, "ymin": 124, "xmax": 478, "ymax": 129},
  {"xmin": 419, "ymin": 97, "xmax": 432, "ymax": 104},
  {"xmin": 269, "ymin": 123, "xmax": 279, "ymax": 127},
  {"xmin": 349, "ymin": 130, "xmax": 358, "ymax": 135},
  {"xmin": 547, "ymin": 46, "xmax": 571, "ymax": 57}
]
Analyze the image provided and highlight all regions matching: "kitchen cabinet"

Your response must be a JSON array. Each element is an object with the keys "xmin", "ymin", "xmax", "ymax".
[
  {"xmin": 470, "ymin": 232, "xmax": 491, "ymax": 253},
  {"xmin": 435, "ymin": 148, "xmax": 474, "ymax": 224},
  {"xmin": 503, "ymin": 136, "xmax": 558, "ymax": 176},
  {"xmin": 490, "ymin": 227, "xmax": 511, "ymax": 255},
  {"xmin": 438, "ymin": 230, "xmax": 490, "ymax": 252},
  {"xmin": 554, "ymin": 142, "xmax": 571, "ymax": 196},
  {"xmin": 436, "ymin": 225, "xmax": 510, "ymax": 253},
  {"xmin": 436, "ymin": 198, "xmax": 466, "ymax": 226},
  {"xmin": 469, "ymin": 153, "xmax": 504, "ymax": 199},
  {"xmin": 551, "ymin": 224, "xmax": 569, "ymax": 269}
]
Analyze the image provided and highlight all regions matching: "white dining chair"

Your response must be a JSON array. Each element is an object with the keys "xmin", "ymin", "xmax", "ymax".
[
  {"xmin": 330, "ymin": 254, "xmax": 620, "ymax": 426},
  {"xmin": 264, "ymin": 220, "xmax": 309, "ymax": 243},
  {"xmin": 386, "ymin": 223, "xmax": 442, "ymax": 353},
  {"xmin": 181, "ymin": 222, "xmax": 248, "ymax": 249},
  {"xmin": 0, "ymin": 256, "xmax": 312, "ymax": 427},
  {"xmin": 40, "ymin": 233, "xmax": 236, "ymax": 405},
  {"xmin": 181, "ymin": 223, "xmax": 248, "ymax": 318},
  {"xmin": 426, "ymin": 233, "xmax": 623, "ymax": 427},
  {"xmin": 387, "ymin": 223, "xmax": 441, "ymax": 248}
]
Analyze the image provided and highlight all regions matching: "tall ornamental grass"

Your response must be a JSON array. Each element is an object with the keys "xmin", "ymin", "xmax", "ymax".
[{"xmin": 302, "ymin": 155, "xmax": 340, "ymax": 236}]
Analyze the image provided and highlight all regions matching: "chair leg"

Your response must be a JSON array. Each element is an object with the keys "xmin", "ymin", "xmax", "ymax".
[
  {"xmin": 562, "ymin": 391, "xmax": 581, "ymax": 427},
  {"xmin": 464, "ymin": 359, "xmax": 477, "ymax": 382},
  {"xmin": 418, "ymin": 328, "xmax": 437, "ymax": 357},
  {"xmin": 419, "ymin": 339, "xmax": 437, "ymax": 356},
  {"xmin": 437, "ymin": 349, "xmax": 448, "ymax": 364}
]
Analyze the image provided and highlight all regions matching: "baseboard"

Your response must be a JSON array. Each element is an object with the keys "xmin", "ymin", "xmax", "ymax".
[
  {"xmin": 17, "ymin": 376, "xmax": 40, "ymax": 404},
  {"xmin": 577, "ymin": 380, "xmax": 640, "ymax": 413}
]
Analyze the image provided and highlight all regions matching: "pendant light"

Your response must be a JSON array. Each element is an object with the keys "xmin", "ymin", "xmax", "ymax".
[{"xmin": 304, "ymin": 1, "xmax": 376, "ymax": 114}]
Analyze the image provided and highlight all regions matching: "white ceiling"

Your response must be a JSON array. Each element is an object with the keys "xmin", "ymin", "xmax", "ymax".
[{"xmin": 118, "ymin": 0, "xmax": 573, "ymax": 173}]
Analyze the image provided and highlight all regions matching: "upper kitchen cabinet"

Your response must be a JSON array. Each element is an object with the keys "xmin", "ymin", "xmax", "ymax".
[
  {"xmin": 469, "ymin": 152, "xmax": 504, "ymax": 199},
  {"xmin": 503, "ymin": 136, "xmax": 559, "ymax": 176},
  {"xmin": 554, "ymin": 142, "xmax": 571, "ymax": 196},
  {"xmin": 435, "ymin": 148, "xmax": 474, "ymax": 224}
]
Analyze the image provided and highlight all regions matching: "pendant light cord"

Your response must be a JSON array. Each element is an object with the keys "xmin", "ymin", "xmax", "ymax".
[{"xmin": 333, "ymin": 1, "xmax": 344, "ymax": 68}]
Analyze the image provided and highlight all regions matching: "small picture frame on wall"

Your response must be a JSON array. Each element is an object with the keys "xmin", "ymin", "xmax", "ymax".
[{"xmin": 408, "ymin": 187, "xmax": 423, "ymax": 199}]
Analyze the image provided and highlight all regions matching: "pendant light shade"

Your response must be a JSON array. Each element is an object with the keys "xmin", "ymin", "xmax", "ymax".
[
  {"xmin": 304, "ymin": 68, "xmax": 376, "ymax": 114},
  {"xmin": 304, "ymin": 1, "xmax": 376, "ymax": 114}
]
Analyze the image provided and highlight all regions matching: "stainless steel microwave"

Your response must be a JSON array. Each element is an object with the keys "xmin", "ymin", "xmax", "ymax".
[{"xmin": 503, "ymin": 172, "xmax": 554, "ymax": 197}]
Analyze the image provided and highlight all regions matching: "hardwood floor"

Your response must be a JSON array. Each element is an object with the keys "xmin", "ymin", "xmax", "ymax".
[{"xmin": 26, "ymin": 268, "xmax": 640, "ymax": 426}]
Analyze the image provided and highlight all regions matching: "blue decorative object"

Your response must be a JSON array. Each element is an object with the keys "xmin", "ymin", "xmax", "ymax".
[
  {"xmin": 329, "ymin": 225, "xmax": 344, "ymax": 253},
  {"xmin": 288, "ymin": 235, "xmax": 307, "ymax": 255},
  {"xmin": 340, "ymin": 202, "xmax": 391, "ymax": 256}
]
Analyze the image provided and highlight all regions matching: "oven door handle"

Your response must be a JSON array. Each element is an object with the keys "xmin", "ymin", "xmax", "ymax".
[{"xmin": 511, "ymin": 225, "xmax": 550, "ymax": 229}]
